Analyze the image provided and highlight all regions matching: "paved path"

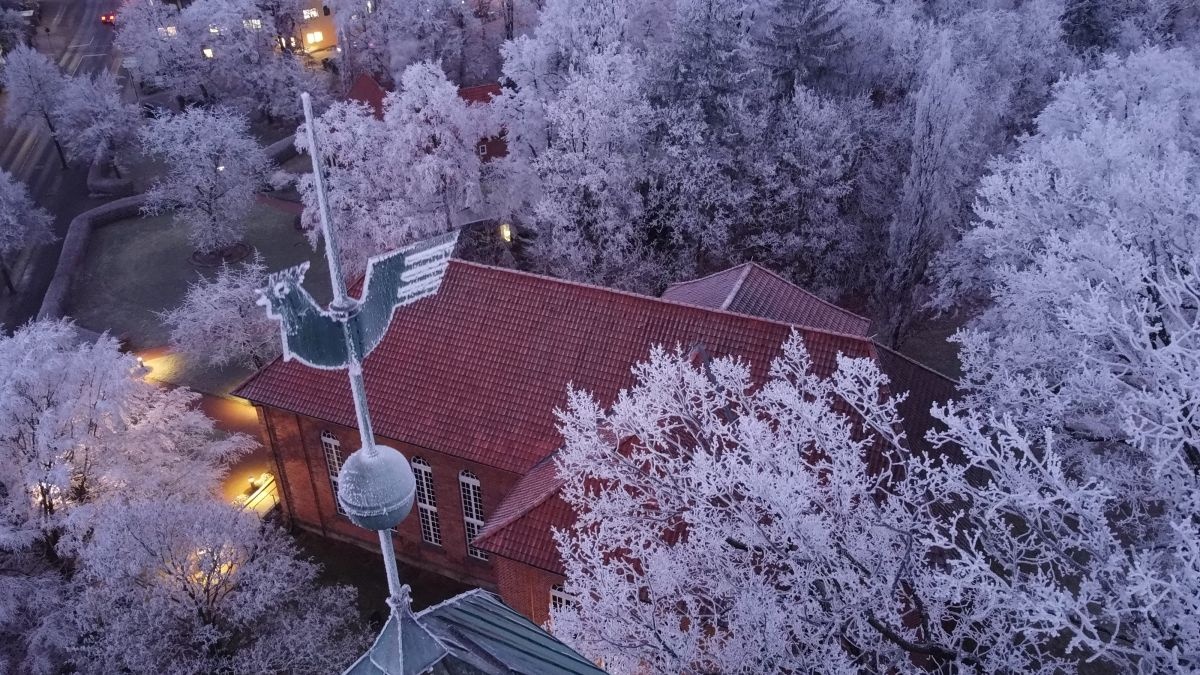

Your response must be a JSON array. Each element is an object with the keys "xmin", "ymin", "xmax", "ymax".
[
  {"xmin": 136, "ymin": 345, "xmax": 274, "ymax": 506},
  {"xmin": 0, "ymin": 0, "xmax": 125, "ymax": 330}
]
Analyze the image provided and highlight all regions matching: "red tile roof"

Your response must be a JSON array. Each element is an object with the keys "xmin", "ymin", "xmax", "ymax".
[
  {"xmin": 236, "ymin": 261, "xmax": 876, "ymax": 475},
  {"xmin": 458, "ymin": 83, "xmax": 503, "ymax": 105},
  {"xmin": 473, "ymin": 456, "xmax": 570, "ymax": 574},
  {"xmin": 346, "ymin": 73, "xmax": 387, "ymax": 120},
  {"xmin": 661, "ymin": 262, "xmax": 872, "ymax": 336}
]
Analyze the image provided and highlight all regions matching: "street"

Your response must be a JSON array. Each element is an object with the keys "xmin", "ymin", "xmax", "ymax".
[{"xmin": 0, "ymin": 0, "xmax": 123, "ymax": 330}]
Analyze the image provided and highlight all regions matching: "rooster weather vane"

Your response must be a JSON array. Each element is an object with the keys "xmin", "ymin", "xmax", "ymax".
[{"xmin": 256, "ymin": 92, "xmax": 459, "ymax": 675}]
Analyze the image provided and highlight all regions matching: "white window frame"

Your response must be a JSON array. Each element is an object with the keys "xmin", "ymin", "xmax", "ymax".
[
  {"xmin": 302, "ymin": 7, "xmax": 319, "ymax": 19},
  {"xmin": 459, "ymin": 471, "xmax": 488, "ymax": 560},
  {"xmin": 412, "ymin": 457, "xmax": 442, "ymax": 546},
  {"xmin": 320, "ymin": 430, "xmax": 345, "ymax": 516},
  {"xmin": 550, "ymin": 584, "xmax": 575, "ymax": 612}
]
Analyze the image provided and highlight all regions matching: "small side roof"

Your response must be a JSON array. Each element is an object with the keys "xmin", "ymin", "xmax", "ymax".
[
  {"xmin": 419, "ymin": 589, "xmax": 606, "ymax": 675},
  {"xmin": 661, "ymin": 262, "xmax": 872, "ymax": 336}
]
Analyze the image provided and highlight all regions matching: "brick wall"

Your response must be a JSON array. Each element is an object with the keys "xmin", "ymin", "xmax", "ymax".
[
  {"xmin": 494, "ymin": 556, "xmax": 565, "ymax": 627},
  {"xmin": 259, "ymin": 405, "xmax": 520, "ymax": 589}
]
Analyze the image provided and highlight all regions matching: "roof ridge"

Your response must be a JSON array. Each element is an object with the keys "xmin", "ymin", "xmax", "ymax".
[
  {"xmin": 871, "ymin": 340, "xmax": 961, "ymax": 387},
  {"xmin": 450, "ymin": 260, "xmax": 878, "ymax": 346},
  {"xmin": 661, "ymin": 262, "xmax": 752, "ymax": 292},
  {"xmin": 719, "ymin": 263, "xmax": 754, "ymax": 310},
  {"xmin": 416, "ymin": 588, "xmax": 491, "ymax": 619},
  {"xmin": 744, "ymin": 262, "xmax": 873, "ymax": 326}
]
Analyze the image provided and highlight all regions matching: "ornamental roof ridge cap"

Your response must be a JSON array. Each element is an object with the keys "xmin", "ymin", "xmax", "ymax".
[{"xmin": 719, "ymin": 263, "xmax": 755, "ymax": 311}]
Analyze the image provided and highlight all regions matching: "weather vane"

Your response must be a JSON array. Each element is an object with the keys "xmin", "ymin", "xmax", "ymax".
[{"xmin": 257, "ymin": 92, "xmax": 459, "ymax": 674}]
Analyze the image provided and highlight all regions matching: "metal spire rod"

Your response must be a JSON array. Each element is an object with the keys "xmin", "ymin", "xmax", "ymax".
[
  {"xmin": 301, "ymin": 91, "xmax": 403, "ymax": 670},
  {"xmin": 262, "ymin": 93, "xmax": 457, "ymax": 675},
  {"xmin": 300, "ymin": 91, "xmax": 380, "ymax": 460}
]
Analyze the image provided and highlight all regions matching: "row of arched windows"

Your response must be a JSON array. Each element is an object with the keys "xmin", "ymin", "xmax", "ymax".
[{"xmin": 320, "ymin": 430, "xmax": 488, "ymax": 560}]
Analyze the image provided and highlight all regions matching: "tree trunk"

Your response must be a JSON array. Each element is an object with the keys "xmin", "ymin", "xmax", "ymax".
[
  {"xmin": 0, "ymin": 261, "xmax": 15, "ymax": 295},
  {"xmin": 43, "ymin": 113, "xmax": 67, "ymax": 169}
]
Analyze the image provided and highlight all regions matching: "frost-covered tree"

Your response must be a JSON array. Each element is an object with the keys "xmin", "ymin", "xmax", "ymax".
[
  {"xmin": 0, "ymin": 45, "xmax": 67, "ymax": 168},
  {"xmin": 59, "ymin": 498, "xmax": 365, "ymax": 674},
  {"xmin": 0, "ymin": 8, "xmax": 27, "ymax": 54},
  {"xmin": 0, "ymin": 169, "xmax": 53, "ymax": 294},
  {"xmin": 117, "ymin": 0, "xmax": 325, "ymax": 120},
  {"xmin": 332, "ymin": 0, "xmax": 466, "ymax": 84},
  {"xmin": 876, "ymin": 40, "xmax": 980, "ymax": 347},
  {"xmin": 141, "ymin": 107, "xmax": 271, "ymax": 257},
  {"xmin": 753, "ymin": 0, "xmax": 844, "ymax": 97},
  {"xmin": 529, "ymin": 50, "xmax": 660, "ymax": 290},
  {"xmin": 0, "ymin": 321, "xmax": 364, "ymax": 673},
  {"xmin": 554, "ymin": 329, "xmax": 1200, "ymax": 671},
  {"xmin": 295, "ymin": 100, "xmax": 397, "ymax": 277},
  {"xmin": 160, "ymin": 253, "xmax": 279, "ymax": 369},
  {"xmin": 0, "ymin": 321, "xmax": 251, "ymax": 549},
  {"xmin": 296, "ymin": 63, "xmax": 483, "ymax": 276},
  {"xmin": 384, "ymin": 62, "xmax": 484, "ymax": 231},
  {"xmin": 654, "ymin": 0, "xmax": 755, "ymax": 125},
  {"xmin": 925, "ymin": 46, "xmax": 1200, "ymax": 671},
  {"xmin": 935, "ymin": 46, "xmax": 1200, "ymax": 487},
  {"xmin": 53, "ymin": 71, "xmax": 141, "ymax": 166}
]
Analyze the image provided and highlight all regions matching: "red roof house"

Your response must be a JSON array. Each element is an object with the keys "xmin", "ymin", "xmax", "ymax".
[{"xmin": 235, "ymin": 260, "xmax": 955, "ymax": 625}]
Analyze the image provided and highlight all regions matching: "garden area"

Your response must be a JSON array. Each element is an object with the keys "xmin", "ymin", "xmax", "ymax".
[{"xmin": 65, "ymin": 202, "xmax": 330, "ymax": 395}]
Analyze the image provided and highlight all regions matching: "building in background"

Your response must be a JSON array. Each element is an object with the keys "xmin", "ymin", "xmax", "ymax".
[
  {"xmin": 236, "ymin": 260, "xmax": 957, "ymax": 627},
  {"xmin": 293, "ymin": 0, "xmax": 336, "ymax": 55}
]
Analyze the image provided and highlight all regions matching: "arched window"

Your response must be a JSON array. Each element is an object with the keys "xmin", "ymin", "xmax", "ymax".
[
  {"xmin": 550, "ymin": 583, "xmax": 576, "ymax": 612},
  {"xmin": 412, "ymin": 458, "xmax": 442, "ymax": 546},
  {"xmin": 320, "ymin": 431, "xmax": 345, "ymax": 516},
  {"xmin": 459, "ymin": 471, "xmax": 487, "ymax": 560}
]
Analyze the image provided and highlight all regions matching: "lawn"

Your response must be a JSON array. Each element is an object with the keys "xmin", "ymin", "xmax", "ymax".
[{"xmin": 66, "ymin": 203, "xmax": 332, "ymax": 393}]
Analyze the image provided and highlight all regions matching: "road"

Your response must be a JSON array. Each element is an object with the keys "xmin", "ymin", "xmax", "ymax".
[{"xmin": 0, "ymin": 0, "xmax": 123, "ymax": 330}]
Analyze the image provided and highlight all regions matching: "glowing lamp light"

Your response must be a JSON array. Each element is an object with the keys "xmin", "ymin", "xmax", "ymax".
[
  {"xmin": 201, "ymin": 46, "xmax": 214, "ymax": 59},
  {"xmin": 499, "ymin": 223, "xmax": 513, "ymax": 243},
  {"xmin": 217, "ymin": 165, "xmax": 226, "ymax": 171}
]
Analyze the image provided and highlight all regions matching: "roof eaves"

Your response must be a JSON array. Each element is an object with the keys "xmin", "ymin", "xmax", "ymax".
[{"xmin": 870, "ymin": 341, "xmax": 961, "ymax": 388}]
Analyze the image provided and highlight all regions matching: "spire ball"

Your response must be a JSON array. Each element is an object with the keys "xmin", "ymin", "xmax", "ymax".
[{"xmin": 336, "ymin": 445, "xmax": 416, "ymax": 531}]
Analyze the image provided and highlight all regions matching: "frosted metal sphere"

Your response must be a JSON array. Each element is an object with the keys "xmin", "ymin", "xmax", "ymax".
[{"xmin": 336, "ymin": 444, "xmax": 416, "ymax": 531}]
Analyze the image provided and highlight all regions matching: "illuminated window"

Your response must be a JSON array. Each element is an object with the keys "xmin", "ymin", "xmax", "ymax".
[
  {"xmin": 289, "ymin": 36, "xmax": 297, "ymax": 47},
  {"xmin": 243, "ymin": 18, "xmax": 262, "ymax": 29},
  {"xmin": 459, "ymin": 471, "xmax": 487, "ymax": 560},
  {"xmin": 208, "ymin": 25, "xmax": 220, "ymax": 34},
  {"xmin": 499, "ymin": 223, "xmax": 512, "ymax": 243},
  {"xmin": 201, "ymin": 47, "xmax": 214, "ymax": 59},
  {"xmin": 412, "ymin": 458, "xmax": 442, "ymax": 546},
  {"xmin": 157, "ymin": 25, "xmax": 177, "ymax": 37},
  {"xmin": 366, "ymin": 0, "xmax": 374, "ymax": 12},
  {"xmin": 302, "ymin": 7, "xmax": 319, "ymax": 19},
  {"xmin": 321, "ymin": 431, "xmax": 346, "ymax": 516},
  {"xmin": 305, "ymin": 30, "xmax": 323, "ymax": 44},
  {"xmin": 550, "ymin": 584, "xmax": 575, "ymax": 612}
]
